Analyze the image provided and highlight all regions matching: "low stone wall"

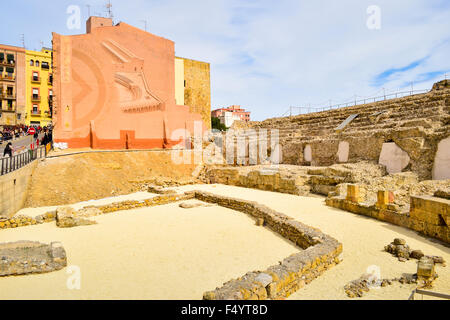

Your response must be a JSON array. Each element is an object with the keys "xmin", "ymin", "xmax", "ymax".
[
  {"xmin": 0, "ymin": 193, "xmax": 194, "ymax": 230},
  {"xmin": 409, "ymin": 195, "xmax": 449, "ymax": 242},
  {"xmin": 204, "ymin": 166, "xmax": 311, "ymax": 196},
  {"xmin": 0, "ymin": 161, "xmax": 37, "ymax": 218},
  {"xmin": 326, "ymin": 185, "xmax": 449, "ymax": 244},
  {"xmin": 193, "ymin": 191, "xmax": 343, "ymax": 300}
]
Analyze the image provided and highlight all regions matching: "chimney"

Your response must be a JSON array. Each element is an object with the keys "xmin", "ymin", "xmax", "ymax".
[{"xmin": 86, "ymin": 16, "xmax": 113, "ymax": 33}]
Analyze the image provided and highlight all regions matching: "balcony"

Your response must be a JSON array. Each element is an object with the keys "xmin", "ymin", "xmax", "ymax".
[
  {"xmin": 31, "ymin": 95, "xmax": 41, "ymax": 102},
  {"xmin": 0, "ymin": 74, "xmax": 15, "ymax": 82},
  {"xmin": 3, "ymin": 93, "xmax": 15, "ymax": 100},
  {"xmin": 31, "ymin": 76, "xmax": 41, "ymax": 83},
  {"xmin": 31, "ymin": 110, "xmax": 41, "ymax": 116},
  {"xmin": 0, "ymin": 60, "xmax": 15, "ymax": 67}
]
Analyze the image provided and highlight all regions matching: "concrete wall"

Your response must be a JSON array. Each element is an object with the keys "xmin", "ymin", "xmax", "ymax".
[{"xmin": 0, "ymin": 161, "xmax": 37, "ymax": 218}]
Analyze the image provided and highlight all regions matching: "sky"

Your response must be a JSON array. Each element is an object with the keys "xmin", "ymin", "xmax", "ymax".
[{"xmin": 1, "ymin": 0, "xmax": 449, "ymax": 121}]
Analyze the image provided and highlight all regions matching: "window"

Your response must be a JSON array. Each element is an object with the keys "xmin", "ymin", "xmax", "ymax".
[
  {"xmin": 30, "ymin": 60, "xmax": 34, "ymax": 66},
  {"xmin": 17, "ymin": 113, "xmax": 21, "ymax": 120},
  {"xmin": 32, "ymin": 88, "xmax": 39, "ymax": 100},
  {"xmin": 6, "ymin": 67, "xmax": 14, "ymax": 77},
  {"xmin": 32, "ymin": 104, "xmax": 38, "ymax": 113},
  {"xmin": 0, "ymin": 53, "xmax": 4, "ymax": 61},
  {"xmin": 7, "ymin": 54, "xmax": 14, "ymax": 63},
  {"xmin": 35, "ymin": 61, "xmax": 40, "ymax": 67},
  {"xmin": 41, "ymin": 61, "xmax": 49, "ymax": 69},
  {"xmin": 7, "ymin": 87, "xmax": 13, "ymax": 95},
  {"xmin": 33, "ymin": 72, "xmax": 39, "ymax": 81},
  {"xmin": 49, "ymin": 89, "xmax": 53, "ymax": 96}
]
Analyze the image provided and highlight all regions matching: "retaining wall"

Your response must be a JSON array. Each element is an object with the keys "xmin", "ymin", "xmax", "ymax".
[{"xmin": 0, "ymin": 161, "xmax": 37, "ymax": 218}]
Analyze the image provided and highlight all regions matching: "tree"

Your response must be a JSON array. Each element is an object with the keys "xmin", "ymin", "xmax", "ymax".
[{"xmin": 211, "ymin": 117, "xmax": 227, "ymax": 131}]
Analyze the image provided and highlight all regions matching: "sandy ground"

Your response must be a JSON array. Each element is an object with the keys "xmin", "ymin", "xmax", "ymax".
[
  {"xmin": 0, "ymin": 197, "xmax": 298, "ymax": 300},
  {"xmin": 171, "ymin": 184, "xmax": 450, "ymax": 300},
  {"xmin": 2, "ymin": 184, "xmax": 449, "ymax": 299}
]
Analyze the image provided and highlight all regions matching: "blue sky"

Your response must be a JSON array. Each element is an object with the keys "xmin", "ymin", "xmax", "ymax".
[{"xmin": 1, "ymin": 0, "xmax": 449, "ymax": 120}]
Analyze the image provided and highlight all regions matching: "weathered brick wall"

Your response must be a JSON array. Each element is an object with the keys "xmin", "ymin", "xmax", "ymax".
[
  {"xmin": 182, "ymin": 57, "xmax": 211, "ymax": 129},
  {"xmin": 194, "ymin": 191, "xmax": 342, "ymax": 300}
]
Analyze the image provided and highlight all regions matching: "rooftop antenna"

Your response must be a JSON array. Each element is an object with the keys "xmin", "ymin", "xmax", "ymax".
[
  {"xmin": 40, "ymin": 41, "xmax": 44, "ymax": 49},
  {"xmin": 20, "ymin": 34, "xmax": 25, "ymax": 48},
  {"xmin": 105, "ymin": 0, "xmax": 114, "ymax": 22},
  {"xmin": 140, "ymin": 19, "xmax": 147, "ymax": 32}
]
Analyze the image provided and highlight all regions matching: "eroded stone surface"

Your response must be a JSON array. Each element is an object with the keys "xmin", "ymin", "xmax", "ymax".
[
  {"xmin": 56, "ymin": 206, "xmax": 97, "ymax": 228},
  {"xmin": 0, "ymin": 241, "xmax": 67, "ymax": 276}
]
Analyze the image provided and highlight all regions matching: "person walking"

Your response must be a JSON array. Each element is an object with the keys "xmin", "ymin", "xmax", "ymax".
[{"xmin": 3, "ymin": 142, "xmax": 12, "ymax": 157}]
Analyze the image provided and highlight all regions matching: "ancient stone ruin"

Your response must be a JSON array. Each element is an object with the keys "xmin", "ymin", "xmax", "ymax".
[{"xmin": 0, "ymin": 241, "xmax": 67, "ymax": 277}]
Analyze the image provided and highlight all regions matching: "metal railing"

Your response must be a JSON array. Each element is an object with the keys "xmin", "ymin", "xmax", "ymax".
[
  {"xmin": 408, "ymin": 288, "xmax": 450, "ymax": 300},
  {"xmin": 282, "ymin": 89, "xmax": 429, "ymax": 117},
  {"xmin": 0, "ymin": 144, "xmax": 49, "ymax": 176}
]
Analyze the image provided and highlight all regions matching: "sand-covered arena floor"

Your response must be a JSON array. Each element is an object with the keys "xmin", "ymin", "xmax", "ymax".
[
  {"xmin": 1, "ymin": 184, "xmax": 449, "ymax": 300},
  {"xmin": 171, "ymin": 184, "xmax": 450, "ymax": 300},
  {"xmin": 0, "ymin": 195, "xmax": 298, "ymax": 300}
]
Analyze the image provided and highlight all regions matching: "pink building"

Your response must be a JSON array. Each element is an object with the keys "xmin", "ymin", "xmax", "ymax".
[
  {"xmin": 52, "ymin": 17, "xmax": 207, "ymax": 149},
  {"xmin": 211, "ymin": 105, "xmax": 250, "ymax": 122}
]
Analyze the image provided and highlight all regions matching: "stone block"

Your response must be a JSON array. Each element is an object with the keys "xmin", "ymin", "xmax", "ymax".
[
  {"xmin": 417, "ymin": 257, "xmax": 435, "ymax": 279},
  {"xmin": 346, "ymin": 184, "xmax": 362, "ymax": 203}
]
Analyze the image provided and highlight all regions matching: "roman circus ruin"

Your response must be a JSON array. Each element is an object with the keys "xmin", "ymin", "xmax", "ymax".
[{"xmin": 1, "ymin": 47, "xmax": 449, "ymax": 300}]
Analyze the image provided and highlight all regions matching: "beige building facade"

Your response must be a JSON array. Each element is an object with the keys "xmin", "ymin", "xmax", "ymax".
[{"xmin": 0, "ymin": 44, "xmax": 26, "ymax": 126}]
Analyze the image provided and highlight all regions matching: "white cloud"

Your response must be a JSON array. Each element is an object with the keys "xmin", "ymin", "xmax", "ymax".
[{"xmin": 12, "ymin": 0, "xmax": 448, "ymax": 121}]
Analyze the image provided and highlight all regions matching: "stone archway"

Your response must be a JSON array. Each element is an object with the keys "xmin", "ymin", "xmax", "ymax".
[
  {"xmin": 378, "ymin": 142, "xmax": 410, "ymax": 174},
  {"xmin": 432, "ymin": 136, "xmax": 450, "ymax": 180}
]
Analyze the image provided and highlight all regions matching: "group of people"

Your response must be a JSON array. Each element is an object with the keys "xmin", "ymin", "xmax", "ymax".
[
  {"xmin": 1, "ymin": 124, "xmax": 53, "ymax": 158},
  {"xmin": 0, "ymin": 124, "xmax": 34, "ymax": 140}
]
